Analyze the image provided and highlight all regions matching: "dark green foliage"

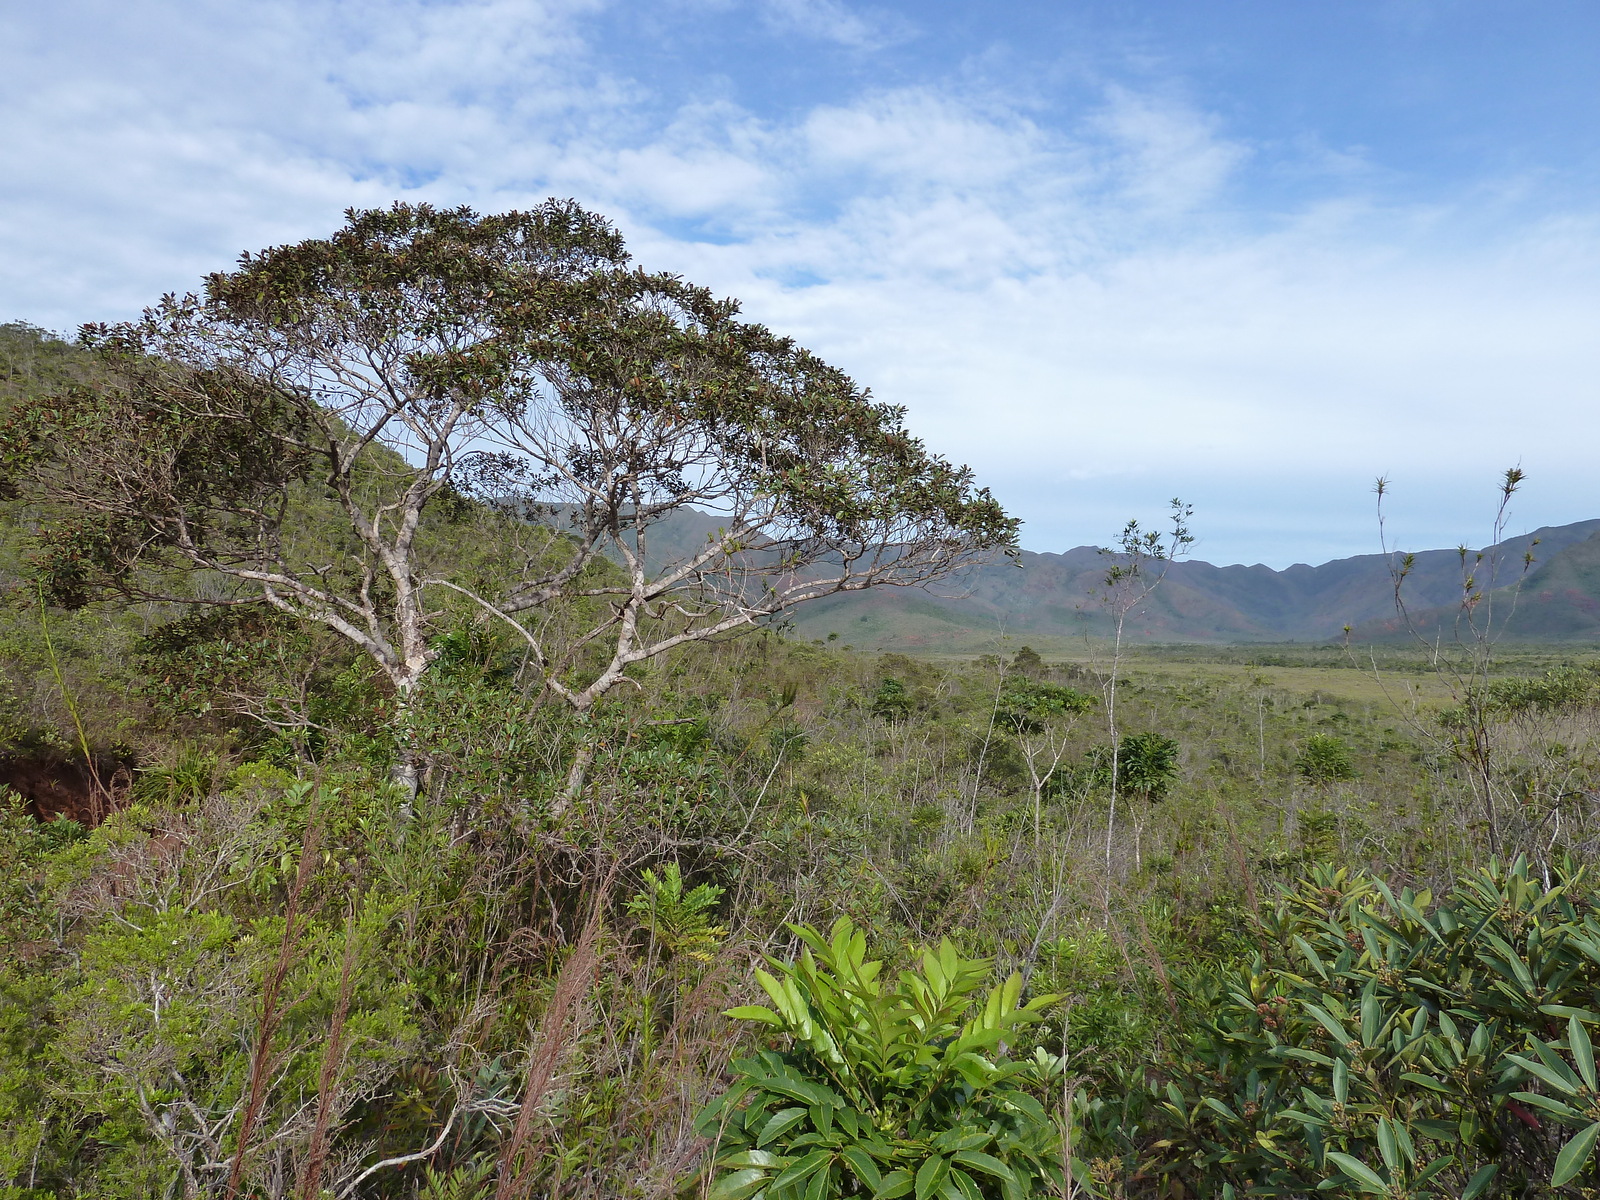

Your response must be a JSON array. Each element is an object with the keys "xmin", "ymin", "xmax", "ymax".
[
  {"xmin": 1117, "ymin": 731, "xmax": 1180, "ymax": 800},
  {"xmin": 871, "ymin": 677, "xmax": 913, "ymax": 721},
  {"xmin": 997, "ymin": 678, "xmax": 1094, "ymax": 735},
  {"xmin": 1074, "ymin": 731, "xmax": 1181, "ymax": 799},
  {"xmin": 1296, "ymin": 731, "xmax": 1358, "ymax": 782},
  {"xmin": 1009, "ymin": 646, "xmax": 1044, "ymax": 677},
  {"xmin": 1138, "ymin": 859, "xmax": 1600, "ymax": 1198},
  {"xmin": 1485, "ymin": 663, "xmax": 1600, "ymax": 715}
]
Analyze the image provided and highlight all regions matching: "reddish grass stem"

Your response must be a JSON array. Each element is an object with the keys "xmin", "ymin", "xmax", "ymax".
[{"xmin": 494, "ymin": 863, "xmax": 618, "ymax": 1200}]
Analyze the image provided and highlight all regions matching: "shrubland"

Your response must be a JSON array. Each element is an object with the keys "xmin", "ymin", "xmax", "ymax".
[{"xmin": 5, "ymin": 218, "xmax": 1600, "ymax": 1200}]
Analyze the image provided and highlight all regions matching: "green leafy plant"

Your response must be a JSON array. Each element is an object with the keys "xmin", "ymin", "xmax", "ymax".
[
  {"xmin": 872, "ymin": 679, "xmax": 914, "ymax": 722},
  {"xmin": 997, "ymin": 680, "xmax": 1094, "ymax": 736},
  {"xmin": 1117, "ymin": 732, "xmax": 1180, "ymax": 802},
  {"xmin": 1077, "ymin": 732, "xmax": 1180, "ymax": 801},
  {"xmin": 697, "ymin": 918, "xmax": 1065, "ymax": 1200},
  {"xmin": 625, "ymin": 863, "xmax": 727, "ymax": 963},
  {"xmin": 1296, "ymin": 733, "xmax": 1357, "ymax": 783},
  {"xmin": 1141, "ymin": 858, "xmax": 1600, "ymax": 1198},
  {"xmin": 1509, "ymin": 1014, "xmax": 1600, "ymax": 1188}
]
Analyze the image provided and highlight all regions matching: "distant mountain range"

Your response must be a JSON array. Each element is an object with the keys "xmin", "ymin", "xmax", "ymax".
[{"xmin": 779, "ymin": 518, "xmax": 1600, "ymax": 650}]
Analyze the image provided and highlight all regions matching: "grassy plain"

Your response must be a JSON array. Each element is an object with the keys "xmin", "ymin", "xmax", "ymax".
[
  {"xmin": 1102, "ymin": 642, "xmax": 1587, "ymax": 705},
  {"xmin": 890, "ymin": 639, "xmax": 1600, "ymax": 707}
]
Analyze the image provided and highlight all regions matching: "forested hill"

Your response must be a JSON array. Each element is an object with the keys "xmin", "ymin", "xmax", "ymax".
[{"xmin": 782, "ymin": 517, "xmax": 1600, "ymax": 648}]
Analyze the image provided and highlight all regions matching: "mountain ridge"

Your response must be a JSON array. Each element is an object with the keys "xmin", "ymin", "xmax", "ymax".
[{"xmin": 780, "ymin": 518, "xmax": 1600, "ymax": 650}]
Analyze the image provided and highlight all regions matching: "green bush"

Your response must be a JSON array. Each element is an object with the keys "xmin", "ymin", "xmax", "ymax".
[
  {"xmin": 625, "ymin": 862, "xmax": 727, "ymax": 962},
  {"xmin": 1295, "ymin": 732, "xmax": 1357, "ymax": 782},
  {"xmin": 1139, "ymin": 859, "xmax": 1600, "ymax": 1198},
  {"xmin": 1119, "ymin": 732, "xmax": 1180, "ymax": 800},
  {"xmin": 697, "ymin": 919, "xmax": 1067, "ymax": 1199},
  {"xmin": 871, "ymin": 679, "xmax": 913, "ymax": 721}
]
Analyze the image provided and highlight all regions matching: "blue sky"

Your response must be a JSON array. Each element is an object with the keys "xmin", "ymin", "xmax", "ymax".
[{"xmin": 4, "ymin": 0, "xmax": 1598, "ymax": 566}]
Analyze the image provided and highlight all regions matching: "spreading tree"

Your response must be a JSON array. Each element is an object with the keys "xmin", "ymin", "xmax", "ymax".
[{"xmin": 6, "ymin": 202, "xmax": 1017, "ymax": 790}]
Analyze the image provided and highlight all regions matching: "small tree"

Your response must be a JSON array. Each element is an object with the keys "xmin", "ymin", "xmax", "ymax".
[
  {"xmin": 1118, "ymin": 731, "xmax": 1180, "ymax": 802},
  {"xmin": 6, "ymin": 203, "xmax": 1017, "ymax": 793},
  {"xmin": 870, "ymin": 677, "xmax": 914, "ymax": 721},
  {"xmin": 1295, "ymin": 733, "xmax": 1356, "ymax": 784},
  {"xmin": 998, "ymin": 678, "xmax": 1095, "ymax": 847},
  {"xmin": 1369, "ymin": 469, "xmax": 1535, "ymax": 854},
  {"xmin": 1009, "ymin": 645, "xmax": 1044, "ymax": 678},
  {"xmin": 1093, "ymin": 499, "xmax": 1193, "ymax": 883},
  {"xmin": 1119, "ymin": 730, "xmax": 1179, "ymax": 870}
]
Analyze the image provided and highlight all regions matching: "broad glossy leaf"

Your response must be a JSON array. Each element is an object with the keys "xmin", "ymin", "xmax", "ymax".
[
  {"xmin": 763, "ymin": 1075, "xmax": 836, "ymax": 1107},
  {"xmin": 1390, "ymin": 1119, "xmax": 1415, "ymax": 1165},
  {"xmin": 755, "ymin": 968, "xmax": 794, "ymax": 1016},
  {"xmin": 757, "ymin": 1107, "xmax": 810, "ymax": 1148},
  {"xmin": 930, "ymin": 1129, "xmax": 989, "ymax": 1153},
  {"xmin": 943, "ymin": 1166, "xmax": 981, "ymax": 1200},
  {"xmin": 1360, "ymin": 990, "xmax": 1382, "ymax": 1047},
  {"xmin": 1303, "ymin": 1003, "xmax": 1352, "ymax": 1044},
  {"xmin": 1460, "ymin": 1162, "xmax": 1499, "ymax": 1200},
  {"xmin": 727, "ymin": 1005, "xmax": 784, "ymax": 1026},
  {"xmin": 947, "ymin": 1027, "xmax": 1005, "ymax": 1058},
  {"xmin": 769, "ymin": 1148, "xmax": 833, "ymax": 1194},
  {"xmin": 1413, "ymin": 1154, "xmax": 1454, "ymax": 1187},
  {"xmin": 1539, "ymin": 1004, "xmax": 1600, "ymax": 1022},
  {"xmin": 1277, "ymin": 1047, "xmax": 1335, "ymax": 1067},
  {"xmin": 1572, "ymin": 1015, "xmax": 1598, "ymax": 1091},
  {"xmin": 1508, "ymin": 1052, "xmax": 1580, "ymax": 1094},
  {"xmin": 1398, "ymin": 1071, "xmax": 1451, "ymax": 1094},
  {"xmin": 1551, "ymin": 1119, "xmax": 1600, "ymax": 1187},
  {"xmin": 1324, "ymin": 1152, "xmax": 1388, "ymax": 1194},
  {"xmin": 1376, "ymin": 1121, "xmax": 1399, "ymax": 1173},
  {"xmin": 914, "ymin": 1154, "xmax": 949, "ymax": 1200},
  {"xmin": 950, "ymin": 1051, "xmax": 996, "ymax": 1088},
  {"xmin": 952, "ymin": 1150, "xmax": 1016, "ymax": 1183},
  {"xmin": 999, "ymin": 1090, "xmax": 1049, "ymax": 1123},
  {"xmin": 841, "ymin": 1147, "xmax": 882, "ymax": 1190},
  {"xmin": 1511, "ymin": 1089, "xmax": 1581, "ymax": 1119},
  {"xmin": 719, "ymin": 1150, "xmax": 793, "ymax": 1170},
  {"xmin": 1294, "ymin": 935, "xmax": 1330, "ymax": 980},
  {"xmin": 709, "ymin": 1168, "xmax": 771, "ymax": 1200},
  {"xmin": 1411, "ymin": 1118, "xmax": 1458, "ymax": 1142}
]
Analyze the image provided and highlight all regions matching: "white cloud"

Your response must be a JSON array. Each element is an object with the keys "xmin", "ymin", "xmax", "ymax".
[
  {"xmin": 1084, "ymin": 87, "xmax": 1248, "ymax": 218},
  {"xmin": 757, "ymin": 0, "xmax": 911, "ymax": 49},
  {"xmin": 3, "ymin": 0, "xmax": 1598, "ymax": 565}
]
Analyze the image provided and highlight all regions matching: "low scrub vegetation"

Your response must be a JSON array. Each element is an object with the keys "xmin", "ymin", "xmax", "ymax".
[{"xmin": 6, "ymin": 213, "xmax": 1600, "ymax": 1200}]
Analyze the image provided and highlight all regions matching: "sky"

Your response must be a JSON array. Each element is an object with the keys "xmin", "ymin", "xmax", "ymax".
[{"xmin": 3, "ymin": 0, "xmax": 1599, "ymax": 567}]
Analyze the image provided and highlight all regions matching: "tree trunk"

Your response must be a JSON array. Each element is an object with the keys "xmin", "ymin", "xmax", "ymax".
[
  {"xmin": 550, "ymin": 742, "xmax": 594, "ymax": 821},
  {"xmin": 390, "ymin": 754, "xmax": 421, "ymax": 803},
  {"xmin": 390, "ymin": 679, "xmax": 423, "ymax": 811}
]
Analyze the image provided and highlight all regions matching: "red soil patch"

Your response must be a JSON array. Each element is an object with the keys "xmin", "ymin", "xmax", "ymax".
[{"xmin": 1, "ymin": 753, "xmax": 133, "ymax": 826}]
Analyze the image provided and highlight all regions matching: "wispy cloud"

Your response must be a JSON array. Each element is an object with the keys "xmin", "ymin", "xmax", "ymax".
[{"xmin": 758, "ymin": 0, "xmax": 911, "ymax": 49}]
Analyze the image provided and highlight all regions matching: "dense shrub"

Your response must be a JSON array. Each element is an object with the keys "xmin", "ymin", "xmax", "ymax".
[
  {"xmin": 698, "ymin": 919, "xmax": 1067, "ymax": 1200},
  {"xmin": 1129, "ymin": 858, "xmax": 1600, "ymax": 1198}
]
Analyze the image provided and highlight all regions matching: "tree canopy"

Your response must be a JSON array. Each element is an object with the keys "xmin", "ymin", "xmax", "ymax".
[{"xmin": 5, "ymin": 202, "xmax": 1017, "ymax": 712}]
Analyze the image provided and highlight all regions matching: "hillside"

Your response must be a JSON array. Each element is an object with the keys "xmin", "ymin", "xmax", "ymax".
[
  {"xmin": 781, "ymin": 518, "xmax": 1600, "ymax": 649},
  {"xmin": 9, "ymin": 329, "xmax": 1600, "ymax": 1199}
]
